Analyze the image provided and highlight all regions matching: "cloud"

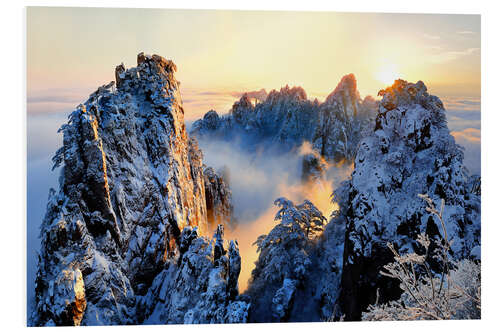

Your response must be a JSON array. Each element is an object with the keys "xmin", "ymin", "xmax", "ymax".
[
  {"xmin": 429, "ymin": 47, "xmax": 479, "ymax": 64},
  {"xmin": 439, "ymin": 96, "xmax": 481, "ymax": 175},
  {"xmin": 27, "ymin": 95, "xmax": 82, "ymax": 104},
  {"xmin": 451, "ymin": 127, "xmax": 480, "ymax": 143},
  {"xmin": 229, "ymin": 89, "xmax": 268, "ymax": 101},
  {"xmin": 442, "ymin": 96, "xmax": 481, "ymax": 110},
  {"xmin": 27, "ymin": 88, "xmax": 91, "ymax": 115},
  {"xmin": 27, "ymin": 113, "xmax": 66, "ymax": 161},
  {"xmin": 423, "ymin": 33, "xmax": 440, "ymax": 40},
  {"xmin": 441, "ymin": 96, "xmax": 481, "ymax": 132},
  {"xmin": 451, "ymin": 128, "xmax": 481, "ymax": 175}
]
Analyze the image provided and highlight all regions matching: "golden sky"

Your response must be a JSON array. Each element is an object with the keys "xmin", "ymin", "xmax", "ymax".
[{"xmin": 27, "ymin": 7, "xmax": 480, "ymax": 120}]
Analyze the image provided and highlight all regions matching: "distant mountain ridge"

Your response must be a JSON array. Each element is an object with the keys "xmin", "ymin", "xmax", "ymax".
[{"xmin": 191, "ymin": 74, "xmax": 377, "ymax": 162}]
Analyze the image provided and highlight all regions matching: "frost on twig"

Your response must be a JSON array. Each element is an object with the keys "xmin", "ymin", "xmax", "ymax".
[{"xmin": 362, "ymin": 194, "xmax": 480, "ymax": 321}]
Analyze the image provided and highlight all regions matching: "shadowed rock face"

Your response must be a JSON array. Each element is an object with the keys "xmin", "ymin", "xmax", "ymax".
[
  {"xmin": 31, "ymin": 53, "xmax": 245, "ymax": 326},
  {"xmin": 203, "ymin": 166, "xmax": 235, "ymax": 231},
  {"xmin": 337, "ymin": 80, "xmax": 481, "ymax": 320},
  {"xmin": 312, "ymin": 74, "xmax": 376, "ymax": 162}
]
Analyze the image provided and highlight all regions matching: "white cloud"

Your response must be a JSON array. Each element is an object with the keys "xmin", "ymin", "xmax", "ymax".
[
  {"xmin": 451, "ymin": 128, "xmax": 481, "ymax": 175},
  {"xmin": 429, "ymin": 47, "xmax": 480, "ymax": 64}
]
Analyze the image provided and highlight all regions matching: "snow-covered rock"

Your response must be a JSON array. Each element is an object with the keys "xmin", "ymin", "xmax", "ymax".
[
  {"xmin": 191, "ymin": 76, "xmax": 377, "ymax": 162},
  {"xmin": 31, "ymin": 53, "xmax": 243, "ymax": 326},
  {"xmin": 336, "ymin": 79, "xmax": 481, "ymax": 320},
  {"xmin": 312, "ymin": 74, "xmax": 376, "ymax": 161},
  {"xmin": 139, "ymin": 226, "xmax": 248, "ymax": 324},
  {"xmin": 301, "ymin": 151, "xmax": 329, "ymax": 184},
  {"xmin": 272, "ymin": 278, "xmax": 297, "ymax": 321},
  {"xmin": 204, "ymin": 166, "xmax": 235, "ymax": 231},
  {"xmin": 48, "ymin": 267, "xmax": 87, "ymax": 326}
]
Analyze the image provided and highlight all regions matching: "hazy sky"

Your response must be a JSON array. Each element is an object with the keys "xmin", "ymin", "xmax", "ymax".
[{"xmin": 27, "ymin": 7, "xmax": 480, "ymax": 119}]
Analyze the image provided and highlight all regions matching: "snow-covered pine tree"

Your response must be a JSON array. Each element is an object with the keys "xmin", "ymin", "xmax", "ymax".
[{"xmin": 246, "ymin": 198, "xmax": 326, "ymax": 322}]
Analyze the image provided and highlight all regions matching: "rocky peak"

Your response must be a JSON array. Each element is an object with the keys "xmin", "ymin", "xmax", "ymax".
[
  {"xmin": 31, "ymin": 53, "xmax": 243, "ymax": 326},
  {"xmin": 337, "ymin": 79, "xmax": 480, "ymax": 320},
  {"xmin": 266, "ymin": 85, "xmax": 308, "ymax": 103},
  {"xmin": 378, "ymin": 79, "xmax": 439, "ymax": 111},
  {"xmin": 312, "ymin": 74, "xmax": 374, "ymax": 162},
  {"xmin": 203, "ymin": 109, "xmax": 220, "ymax": 124},
  {"xmin": 325, "ymin": 74, "xmax": 360, "ymax": 109},
  {"xmin": 191, "ymin": 75, "xmax": 376, "ymax": 162}
]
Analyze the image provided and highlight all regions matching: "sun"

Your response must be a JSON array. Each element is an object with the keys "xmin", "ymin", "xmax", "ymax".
[{"xmin": 375, "ymin": 63, "xmax": 401, "ymax": 86}]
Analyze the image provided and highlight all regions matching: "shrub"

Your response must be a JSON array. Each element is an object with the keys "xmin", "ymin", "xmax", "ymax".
[{"xmin": 361, "ymin": 194, "xmax": 480, "ymax": 320}]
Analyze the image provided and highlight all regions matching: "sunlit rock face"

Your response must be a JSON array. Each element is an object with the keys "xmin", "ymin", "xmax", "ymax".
[
  {"xmin": 191, "ymin": 76, "xmax": 377, "ymax": 162},
  {"xmin": 31, "ymin": 53, "xmax": 244, "ymax": 326},
  {"xmin": 337, "ymin": 80, "xmax": 481, "ymax": 320}
]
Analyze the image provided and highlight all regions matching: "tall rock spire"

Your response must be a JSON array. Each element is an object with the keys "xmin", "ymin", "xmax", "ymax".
[{"xmin": 31, "ymin": 53, "xmax": 244, "ymax": 326}]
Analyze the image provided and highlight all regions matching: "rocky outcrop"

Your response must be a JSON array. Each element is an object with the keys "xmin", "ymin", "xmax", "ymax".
[
  {"xmin": 203, "ymin": 166, "xmax": 235, "ymax": 231},
  {"xmin": 336, "ymin": 80, "xmax": 481, "ymax": 320},
  {"xmin": 191, "ymin": 77, "xmax": 377, "ymax": 162},
  {"xmin": 312, "ymin": 74, "xmax": 376, "ymax": 162},
  {"xmin": 31, "ymin": 53, "xmax": 244, "ymax": 326},
  {"xmin": 301, "ymin": 150, "xmax": 329, "ymax": 184},
  {"xmin": 46, "ymin": 267, "xmax": 87, "ymax": 326},
  {"xmin": 138, "ymin": 226, "xmax": 249, "ymax": 324},
  {"xmin": 192, "ymin": 85, "xmax": 320, "ymax": 152}
]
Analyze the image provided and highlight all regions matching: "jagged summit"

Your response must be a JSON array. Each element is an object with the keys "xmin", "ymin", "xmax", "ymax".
[
  {"xmin": 266, "ymin": 85, "xmax": 308, "ymax": 102},
  {"xmin": 377, "ymin": 79, "xmax": 445, "ymax": 113},
  {"xmin": 31, "ymin": 53, "xmax": 245, "ymax": 326},
  {"xmin": 191, "ymin": 75, "xmax": 377, "ymax": 162},
  {"xmin": 324, "ymin": 73, "xmax": 360, "ymax": 106}
]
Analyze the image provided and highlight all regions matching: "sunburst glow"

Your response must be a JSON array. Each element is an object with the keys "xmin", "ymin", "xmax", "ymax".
[{"xmin": 375, "ymin": 63, "xmax": 401, "ymax": 86}]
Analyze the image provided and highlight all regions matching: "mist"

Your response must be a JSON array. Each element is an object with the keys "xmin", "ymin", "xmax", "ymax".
[
  {"xmin": 198, "ymin": 139, "xmax": 353, "ymax": 292},
  {"xmin": 27, "ymin": 113, "xmax": 65, "ymax": 313}
]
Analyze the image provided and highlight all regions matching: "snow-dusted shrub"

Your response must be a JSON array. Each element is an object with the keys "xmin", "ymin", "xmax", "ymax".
[{"xmin": 362, "ymin": 195, "xmax": 480, "ymax": 320}]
